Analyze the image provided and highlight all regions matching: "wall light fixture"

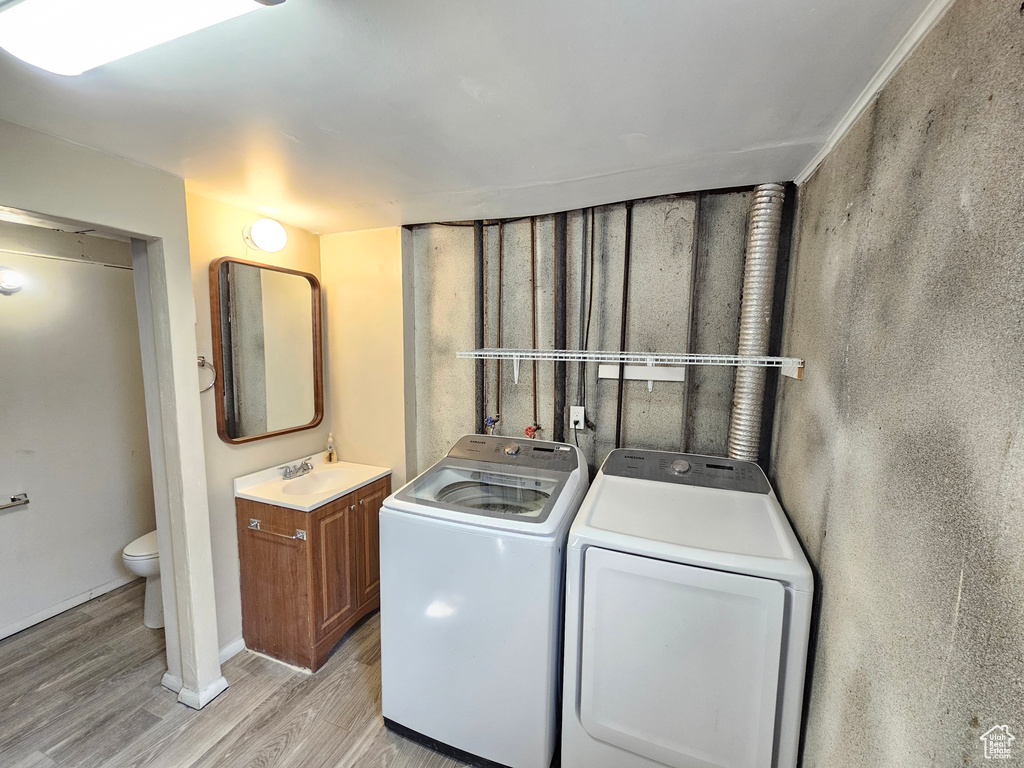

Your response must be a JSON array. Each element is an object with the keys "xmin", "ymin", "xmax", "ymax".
[
  {"xmin": 243, "ymin": 218, "xmax": 288, "ymax": 253},
  {"xmin": 0, "ymin": 267, "xmax": 25, "ymax": 295},
  {"xmin": 0, "ymin": 0, "xmax": 285, "ymax": 77}
]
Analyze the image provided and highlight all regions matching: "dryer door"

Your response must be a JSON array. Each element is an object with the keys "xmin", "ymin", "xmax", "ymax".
[{"xmin": 579, "ymin": 547, "xmax": 785, "ymax": 768}]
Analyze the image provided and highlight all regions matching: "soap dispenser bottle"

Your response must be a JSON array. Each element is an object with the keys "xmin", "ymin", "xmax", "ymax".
[{"xmin": 324, "ymin": 433, "xmax": 338, "ymax": 464}]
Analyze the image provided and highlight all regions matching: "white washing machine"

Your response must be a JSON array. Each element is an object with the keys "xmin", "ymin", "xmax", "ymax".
[
  {"xmin": 562, "ymin": 449, "xmax": 813, "ymax": 768},
  {"xmin": 380, "ymin": 434, "xmax": 589, "ymax": 768}
]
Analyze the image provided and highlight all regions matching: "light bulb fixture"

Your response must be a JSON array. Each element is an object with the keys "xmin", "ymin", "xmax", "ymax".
[
  {"xmin": 0, "ymin": 0, "xmax": 285, "ymax": 77},
  {"xmin": 0, "ymin": 268, "xmax": 25, "ymax": 295},
  {"xmin": 243, "ymin": 218, "xmax": 288, "ymax": 253}
]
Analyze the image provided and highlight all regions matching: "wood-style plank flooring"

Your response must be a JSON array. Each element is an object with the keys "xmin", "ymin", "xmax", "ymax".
[{"xmin": 0, "ymin": 581, "xmax": 469, "ymax": 768}]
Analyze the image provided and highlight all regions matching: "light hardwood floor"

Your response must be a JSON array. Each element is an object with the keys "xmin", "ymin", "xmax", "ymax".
[{"xmin": 0, "ymin": 581, "xmax": 469, "ymax": 768}]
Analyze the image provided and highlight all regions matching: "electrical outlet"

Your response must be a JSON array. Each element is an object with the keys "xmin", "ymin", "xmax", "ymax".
[{"xmin": 570, "ymin": 406, "xmax": 586, "ymax": 431}]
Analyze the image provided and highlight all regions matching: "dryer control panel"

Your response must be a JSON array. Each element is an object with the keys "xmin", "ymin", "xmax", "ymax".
[
  {"xmin": 448, "ymin": 434, "xmax": 579, "ymax": 472},
  {"xmin": 603, "ymin": 449, "xmax": 770, "ymax": 494}
]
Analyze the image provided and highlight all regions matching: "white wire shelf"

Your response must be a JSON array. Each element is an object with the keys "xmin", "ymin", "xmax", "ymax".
[{"xmin": 457, "ymin": 348, "xmax": 805, "ymax": 382}]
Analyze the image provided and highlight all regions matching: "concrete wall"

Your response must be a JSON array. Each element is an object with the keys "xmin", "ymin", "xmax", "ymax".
[
  {"xmin": 772, "ymin": 0, "xmax": 1024, "ymax": 764},
  {"xmin": 226, "ymin": 263, "xmax": 268, "ymax": 435},
  {"xmin": 408, "ymin": 224, "xmax": 477, "ymax": 472},
  {"xmin": 0, "ymin": 224, "xmax": 155, "ymax": 639},
  {"xmin": 409, "ymin": 191, "xmax": 752, "ymax": 475},
  {"xmin": 185, "ymin": 189, "xmax": 328, "ymax": 657},
  {"xmin": 320, "ymin": 227, "xmax": 409, "ymax": 487}
]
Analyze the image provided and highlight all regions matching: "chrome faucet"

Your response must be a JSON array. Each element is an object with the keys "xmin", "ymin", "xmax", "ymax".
[{"xmin": 281, "ymin": 457, "xmax": 314, "ymax": 480}]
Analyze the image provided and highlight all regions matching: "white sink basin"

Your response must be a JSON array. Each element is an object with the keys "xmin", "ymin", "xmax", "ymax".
[
  {"xmin": 234, "ymin": 457, "xmax": 391, "ymax": 512},
  {"xmin": 282, "ymin": 466, "xmax": 366, "ymax": 496}
]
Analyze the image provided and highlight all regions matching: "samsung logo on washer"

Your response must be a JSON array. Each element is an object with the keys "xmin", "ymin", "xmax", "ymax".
[{"xmin": 623, "ymin": 454, "xmax": 646, "ymax": 461}]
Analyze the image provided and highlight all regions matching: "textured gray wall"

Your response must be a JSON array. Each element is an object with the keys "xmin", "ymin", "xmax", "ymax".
[
  {"xmin": 772, "ymin": 1, "xmax": 1024, "ymax": 765},
  {"xmin": 410, "ymin": 191, "xmax": 753, "ymax": 474},
  {"xmin": 685, "ymin": 191, "xmax": 751, "ymax": 456},
  {"xmin": 227, "ymin": 262, "xmax": 267, "ymax": 436},
  {"xmin": 410, "ymin": 223, "xmax": 477, "ymax": 470}
]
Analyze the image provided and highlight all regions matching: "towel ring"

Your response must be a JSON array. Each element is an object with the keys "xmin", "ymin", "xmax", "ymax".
[{"xmin": 198, "ymin": 355, "xmax": 217, "ymax": 393}]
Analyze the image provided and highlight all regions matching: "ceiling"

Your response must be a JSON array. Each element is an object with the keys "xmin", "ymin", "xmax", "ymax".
[{"xmin": 0, "ymin": 0, "xmax": 933, "ymax": 234}]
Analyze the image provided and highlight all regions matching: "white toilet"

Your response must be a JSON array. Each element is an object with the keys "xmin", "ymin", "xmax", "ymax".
[{"xmin": 122, "ymin": 531, "xmax": 163, "ymax": 629}]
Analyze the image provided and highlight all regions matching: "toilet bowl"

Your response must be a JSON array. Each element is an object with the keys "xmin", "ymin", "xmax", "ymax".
[{"xmin": 122, "ymin": 531, "xmax": 163, "ymax": 629}]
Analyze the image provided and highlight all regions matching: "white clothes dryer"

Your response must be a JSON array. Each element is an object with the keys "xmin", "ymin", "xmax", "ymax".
[
  {"xmin": 380, "ymin": 434, "xmax": 589, "ymax": 768},
  {"xmin": 561, "ymin": 449, "xmax": 813, "ymax": 768}
]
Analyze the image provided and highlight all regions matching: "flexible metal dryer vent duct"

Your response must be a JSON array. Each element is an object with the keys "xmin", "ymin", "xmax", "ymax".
[{"xmin": 728, "ymin": 183, "xmax": 786, "ymax": 462}]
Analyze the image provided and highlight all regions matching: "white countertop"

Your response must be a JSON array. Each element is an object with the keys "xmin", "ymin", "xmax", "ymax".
[{"xmin": 234, "ymin": 454, "xmax": 391, "ymax": 512}]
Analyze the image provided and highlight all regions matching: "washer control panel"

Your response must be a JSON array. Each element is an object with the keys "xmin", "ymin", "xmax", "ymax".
[
  {"xmin": 670, "ymin": 459, "xmax": 691, "ymax": 475},
  {"xmin": 603, "ymin": 449, "xmax": 770, "ymax": 494},
  {"xmin": 448, "ymin": 434, "xmax": 579, "ymax": 471}
]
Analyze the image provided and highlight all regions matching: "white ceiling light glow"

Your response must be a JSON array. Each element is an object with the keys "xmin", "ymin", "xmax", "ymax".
[
  {"xmin": 0, "ymin": 268, "xmax": 25, "ymax": 295},
  {"xmin": 243, "ymin": 218, "xmax": 287, "ymax": 253},
  {"xmin": 0, "ymin": 0, "xmax": 282, "ymax": 77}
]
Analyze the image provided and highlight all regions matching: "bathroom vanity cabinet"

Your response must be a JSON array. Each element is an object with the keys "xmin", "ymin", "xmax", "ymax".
[{"xmin": 235, "ymin": 475, "xmax": 390, "ymax": 671}]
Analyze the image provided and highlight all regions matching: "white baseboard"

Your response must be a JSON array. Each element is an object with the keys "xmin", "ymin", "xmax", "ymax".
[
  {"xmin": 247, "ymin": 648, "xmax": 312, "ymax": 675},
  {"xmin": 161, "ymin": 672, "xmax": 183, "ymax": 693},
  {"xmin": 163, "ymin": 640, "xmax": 243, "ymax": 698},
  {"xmin": 219, "ymin": 637, "xmax": 246, "ymax": 664},
  {"xmin": 795, "ymin": 0, "xmax": 958, "ymax": 184},
  {"xmin": 0, "ymin": 574, "xmax": 139, "ymax": 641},
  {"xmin": 177, "ymin": 675, "xmax": 229, "ymax": 710}
]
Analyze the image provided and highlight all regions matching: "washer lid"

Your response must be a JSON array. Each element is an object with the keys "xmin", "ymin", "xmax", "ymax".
[
  {"xmin": 387, "ymin": 435, "xmax": 586, "ymax": 535},
  {"xmin": 394, "ymin": 459, "xmax": 566, "ymax": 525},
  {"xmin": 586, "ymin": 476, "xmax": 787, "ymax": 559},
  {"xmin": 570, "ymin": 451, "xmax": 813, "ymax": 591}
]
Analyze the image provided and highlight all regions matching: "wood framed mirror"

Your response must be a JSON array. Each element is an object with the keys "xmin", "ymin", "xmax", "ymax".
[{"xmin": 210, "ymin": 257, "xmax": 323, "ymax": 444}]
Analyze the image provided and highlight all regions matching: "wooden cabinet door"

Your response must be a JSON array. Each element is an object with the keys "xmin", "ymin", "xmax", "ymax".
[
  {"xmin": 356, "ymin": 479, "xmax": 388, "ymax": 606},
  {"xmin": 310, "ymin": 496, "xmax": 358, "ymax": 645},
  {"xmin": 236, "ymin": 499, "xmax": 312, "ymax": 668}
]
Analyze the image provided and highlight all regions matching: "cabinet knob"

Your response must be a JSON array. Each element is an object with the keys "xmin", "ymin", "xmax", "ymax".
[
  {"xmin": 359, "ymin": 499, "xmax": 364, "ymax": 505},
  {"xmin": 350, "ymin": 504, "xmax": 356, "ymax": 510}
]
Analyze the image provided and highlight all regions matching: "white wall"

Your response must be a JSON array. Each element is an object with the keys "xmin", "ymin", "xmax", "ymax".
[
  {"xmin": 0, "ymin": 228, "xmax": 155, "ymax": 638},
  {"xmin": 320, "ymin": 227, "xmax": 408, "ymax": 486},
  {"xmin": 185, "ymin": 188, "xmax": 329, "ymax": 655},
  {"xmin": 0, "ymin": 117, "xmax": 223, "ymax": 705}
]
